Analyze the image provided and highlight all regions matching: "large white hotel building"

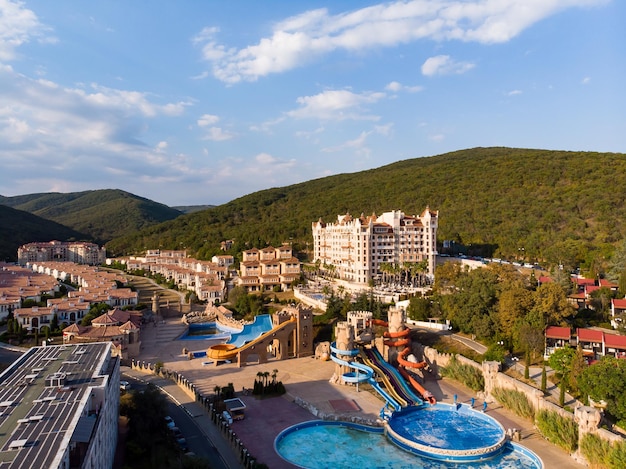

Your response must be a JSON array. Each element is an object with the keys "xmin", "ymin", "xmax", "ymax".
[{"xmin": 311, "ymin": 208, "xmax": 439, "ymax": 285}]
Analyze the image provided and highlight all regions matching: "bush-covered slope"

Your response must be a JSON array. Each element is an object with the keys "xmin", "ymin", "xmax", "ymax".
[
  {"xmin": 0, "ymin": 189, "xmax": 182, "ymax": 244},
  {"xmin": 0, "ymin": 205, "xmax": 88, "ymax": 262},
  {"xmin": 104, "ymin": 147, "xmax": 626, "ymax": 268}
]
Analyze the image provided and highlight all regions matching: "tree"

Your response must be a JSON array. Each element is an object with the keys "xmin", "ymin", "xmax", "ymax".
[
  {"xmin": 541, "ymin": 363, "xmax": 547, "ymax": 393},
  {"xmin": 579, "ymin": 356, "xmax": 626, "ymax": 424},
  {"xmin": 548, "ymin": 347, "xmax": 577, "ymax": 378},
  {"xmin": 407, "ymin": 297, "xmax": 432, "ymax": 322},
  {"xmin": 496, "ymin": 284, "xmax": 534, "ymax": 341},
  {"xmin": 532, "ymin": 282, "xmax": 576, "ymax": 326}
]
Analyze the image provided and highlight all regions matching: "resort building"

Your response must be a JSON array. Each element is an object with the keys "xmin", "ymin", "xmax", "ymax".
[
  {"xmin": 544, "ymin": 326, "xmax": 626, "ymax": 361},
  {"xmin": 62, "ymin": 308, "xmax": 142, "ymax": 359},
  {"xmin": 311, "ymin": 209, "xmax": 439, "ymax": 285},
  {"xmin": 18, "ymin": 241, "xmax": 106, "ymax": 266},
  {"xmin": 0, "ymin": 342, "xmax": 119, "ymax": 469},
  {"xmin": 236, "ymin": 245, "xmax": 302, "ymax": 293}
]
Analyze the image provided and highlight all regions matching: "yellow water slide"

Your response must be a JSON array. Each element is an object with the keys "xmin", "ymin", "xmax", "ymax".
[{"xmin": 206, "ymin": 317, "xmax": 296, "ymax": 360}]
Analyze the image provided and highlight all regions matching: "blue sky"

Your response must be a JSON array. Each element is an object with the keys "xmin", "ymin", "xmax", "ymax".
[{"xmin": 0, "ymin": 1, "xmax": 624, "ymax": 206}]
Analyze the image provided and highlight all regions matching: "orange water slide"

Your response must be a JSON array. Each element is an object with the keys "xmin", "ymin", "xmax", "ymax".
[{"xmin": 398, "ymin": 366, "xmax": 436, "ymax": 404}]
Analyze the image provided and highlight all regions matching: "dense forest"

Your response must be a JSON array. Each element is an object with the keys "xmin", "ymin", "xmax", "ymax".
[
  {"xmin": 0, "ymin": 189, "xmax": 182, "ymax": 252},
  {"xmin": 105, "ymin": 147, "xmax": 626, "ymax": 273}
]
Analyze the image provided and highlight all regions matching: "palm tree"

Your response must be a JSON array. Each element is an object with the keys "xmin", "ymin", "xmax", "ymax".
[
  {"xmin": 272, "ymin": 369, "xmax": 278, "ymax": 384},
  {"xmin": 213, "ymin": 385, "xmax": 221, "ymax": 399},
  {"xmin": 263, "ymin": 371, "xmax": 270, "ymax": 386}
]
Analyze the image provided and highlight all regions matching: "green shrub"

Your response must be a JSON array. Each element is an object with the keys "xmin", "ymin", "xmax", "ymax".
[
  {"xmin": 491, "ymin": 387, "xmax": 535, "ymax": 420},
  {"xmin": 607, "ymin": 440, "xmax": 626, "ymax": 469},
  {"xmin": 535, "ymin": 409, "xmax": 578, "ymax": 452},
  {"xmin": 580, "ymin": 433, "xmax": 611, "ymax": 467},
  {"xmin": 440, "ymin": 355, "xmax": 484, "ymax": 392}
]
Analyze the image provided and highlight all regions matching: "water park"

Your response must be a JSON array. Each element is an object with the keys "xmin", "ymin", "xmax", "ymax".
[
  {"xmin": 274, "ymin": 306, "xmax": 543, "ymax": 468},
  {"xmin": 179, "ymin": 304, "xmax": 314, "ymax": 366}
]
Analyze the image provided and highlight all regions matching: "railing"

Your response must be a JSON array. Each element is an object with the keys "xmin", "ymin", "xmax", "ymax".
[{"xmin": 131, "ymin": 359, "xmax": 261, "ymax": 468}]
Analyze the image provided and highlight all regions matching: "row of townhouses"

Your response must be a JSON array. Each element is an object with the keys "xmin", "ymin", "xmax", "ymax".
[
  {"xmin": 545, "ymin": 326, "xmax": 626, "ymax": 361},
  {"xmin": 311, "ymin": 208, "xmax": 438, "ymax": 285}
]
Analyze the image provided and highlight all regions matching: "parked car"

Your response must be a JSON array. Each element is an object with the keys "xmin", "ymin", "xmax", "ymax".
[
  {"xmin": 165, "ymin": 416, "xmax": 175, "ymax": 429},
  {"xmin": 222, "ymin": 410, "xmax": 233, "ymax": 425},
  {"xmin": 176, "ymin": 437, "xmax": 188, "ymax": 451},
  {"xmin": 120, "ymin": 381, "xmax": 131, "ymax": 391},
  {"xmin": 170, "ymin": 426, "xmax": 182, "ymax": 438}
]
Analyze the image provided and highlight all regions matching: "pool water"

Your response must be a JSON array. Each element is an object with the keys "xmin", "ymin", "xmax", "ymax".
[
  {"xmin": 389, "ymin": 405, "xmax": 504, "ymax": 451},
  {"xmin": 275, "ymin": 421, "xmax": 542, "ymax": 469}
]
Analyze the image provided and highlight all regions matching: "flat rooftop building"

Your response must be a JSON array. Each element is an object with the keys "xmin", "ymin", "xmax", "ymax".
[{"xmin": 0, "ymin": 342, "xmax": 119, "ymax": 469}]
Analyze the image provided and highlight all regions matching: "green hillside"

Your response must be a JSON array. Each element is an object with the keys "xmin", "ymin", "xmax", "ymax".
[
  {"xmin": 104, "ymin": 147, "xmax": 626, "ymax": 270},
  {"xmin": 0, "ymin": 205, "xmax": 88, "ymax": 262},
  {"xmin": 0, "ymin": 189, "xmax": 182, "ymax": 244}
]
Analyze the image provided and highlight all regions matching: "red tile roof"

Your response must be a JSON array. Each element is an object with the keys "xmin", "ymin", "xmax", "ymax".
[
  {"xmin": 599, "ymin": 279, "xmax": 618, "ymax": 288},
  {"xmin": 577, "ymin": 328, "xmax": 604, "ymax": 342},
  {"xmin": 604, "ymin": 333, "xmax": 626, "ymax": 349},
  {"xmin": 585, "ymin": 285, "xmax": 600, "ymax": 295},
  {"xmin": 574, "ymin": 277, "xmax": 596, "ymax": 286},
  {"xmin": 612, "ymin": 299, "xmax": 626, "ymax": 309},
  {"xmin": 538, "ymin": 276, "xmax": 552, "ymax": 283},
  {"xmin": 545, "ymin": 326, "xmax": 571, "ymax": 340}
]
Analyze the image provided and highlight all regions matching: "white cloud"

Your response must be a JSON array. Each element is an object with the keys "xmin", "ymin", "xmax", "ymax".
[
  {"xmin": 581, "ymin": 76, "xmax": 591, "ymax": 85},
  {"xmin": 421, "ymin": 55, "xmax": 475, "ymax": 76},
  {"xmin": 197, "ymin": 114, "xmax": 220, "ymax": 127},
  {"xmin": 287, "ymin": 89, "xmax": 385, "ymax": 121},
  {"xmin": 0, "ymin": 0, "xmax": 55, "ymax": 61},
  {"xmin": 202, "ymin": 127, "xmax": 234, "ymax": 141},
  {"xmin": 385, "ymin": 81, "xmax": 423, "ymax": 93},
  {"xmin": 0, "ymin": 65, "xmax": 194, "ymax": 195},
  {"xmin": 194, "ymin": 0, "xmax": 606, "ymax": 83},
  {"xmin": 507, "ymin": 89, "xmax": 523, "ymax": 96}
]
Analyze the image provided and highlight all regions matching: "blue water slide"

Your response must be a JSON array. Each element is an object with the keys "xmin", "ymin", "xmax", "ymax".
[
  {"xmin": 227, "ymin": 314, "xmax": 274, "ymax": 347},
  {"xmin": 330, "ymin": 342, "xmax": 401, "ymax": 413},
  {"xmin": 364, "ymin": 347, "xmax": 424, "ymax": 406}
]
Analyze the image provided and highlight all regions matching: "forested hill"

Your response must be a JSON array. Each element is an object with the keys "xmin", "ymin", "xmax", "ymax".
[
  {"xmin": 0, "ymin": 205, "xmax": 88, "ymax": 262},
  {"xmin": 105, "ymin": 147, "xmax": 626, "ymax": 268},
  {"xmin": 0, "ymin": 189, "xmax": 182, "ymax": 244}
]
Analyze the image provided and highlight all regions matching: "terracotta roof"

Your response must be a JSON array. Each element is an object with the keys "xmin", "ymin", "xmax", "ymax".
[
  {"xmin": 538, "ymin": 276, "xmax": 552, "ymax": 283},
  {"xmin": 599, "ymin": 279, "xmax": 618, "ymax": 288},
  {"xmin": 63, "ymin": 323, "xmax": 86, "ymax": 334},
  {"xmin": 577, "ymin": 328, "xmax": 604, "ymax": 342},
  {"xmin": 574, "ymin": 277, "xmax": 595, "ymax": 286},
  {"xmin": 612, "ymin": 299, "xmax": 626, "ymax": 309},
  {"xmin": 91, "ymin": 314, "xmax": 118, "ymax": 326},
  {"xmin": 545, "ymin": 326, "xmax": 571, "ymax": 340},
  {"xmin": 604, "ymin": 333, "xmax": 626, "ymax": 349},
  {"xmin": 585, "ymin": 285, "xmax": 601, "ymax": 295},
  {"xmin": 118, "ymin": 320, "xmax": 139, "ymax": 331}
]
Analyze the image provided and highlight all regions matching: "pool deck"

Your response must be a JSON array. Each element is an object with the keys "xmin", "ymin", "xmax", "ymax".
[{"xmin": 132, "ymin": 317, "xmax": 587, "ymax": 469}]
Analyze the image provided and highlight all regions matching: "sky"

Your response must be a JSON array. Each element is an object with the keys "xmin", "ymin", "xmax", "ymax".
[{"xmin": 0, "ymin": 0, "xmax": 624, "ymax": 207}]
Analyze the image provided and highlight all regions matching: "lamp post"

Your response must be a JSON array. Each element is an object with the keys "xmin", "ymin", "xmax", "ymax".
[{"xmin": 512, "ymin": 356, "xmax": 520, "ymax": 374}]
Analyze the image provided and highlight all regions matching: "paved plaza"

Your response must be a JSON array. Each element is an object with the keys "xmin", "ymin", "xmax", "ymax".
[{"xmin": 130, "ymin": 316, "xmax": 587, "ymax": 468}]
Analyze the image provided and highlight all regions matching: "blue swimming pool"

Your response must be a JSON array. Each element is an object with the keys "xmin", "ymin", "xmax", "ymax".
[
  {"xmin": 275, "ymin": 420, "xmax": 542, "ymax": 468},
  {"xmin": 178, "ymin": 322, "xmax": 231, "ymax": 341},
  {"xmin": 386, "ymin": 404, "xmax": 506, "ymax": 460}
]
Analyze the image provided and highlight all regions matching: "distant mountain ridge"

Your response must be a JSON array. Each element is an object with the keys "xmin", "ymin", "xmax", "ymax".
[
  {"xmin": 103, "ymin": 147, "xmax": 626, "ymax": 269},
  {"xmin": 0, "ymin": 189, "xmax": 183, "ymax": 259}
]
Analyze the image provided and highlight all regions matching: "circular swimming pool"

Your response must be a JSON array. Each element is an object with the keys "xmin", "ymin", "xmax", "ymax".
[
  {"xmin": 386, "ymin": 403, "xmax": 506, "ymax": 461},
  {"xmin": 274, "ymin": 420, "xmax": 542, "ymax": 468}
]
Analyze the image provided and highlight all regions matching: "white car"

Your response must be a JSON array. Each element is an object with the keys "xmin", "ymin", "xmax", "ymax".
[{"xmin": 120, "ymin": 380, "xmax": 131, "ymax": 391}]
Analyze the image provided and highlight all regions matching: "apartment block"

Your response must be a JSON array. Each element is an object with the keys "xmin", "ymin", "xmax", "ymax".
[
  {"xmin": 18, "ymin": 241, "xmax": 106, "ymax": 266},
  {"xmin": 311, "ymin": 208, "xmax": 438, "ymax": 285},
  {"xmin": 237, "ymin": 245, "xmax": 301, "ymax": 292},
  {"xmin": 0, "ymin": 342, "xmax": 119, "ymax": 469}
]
